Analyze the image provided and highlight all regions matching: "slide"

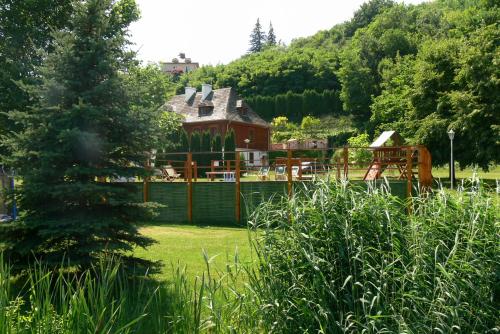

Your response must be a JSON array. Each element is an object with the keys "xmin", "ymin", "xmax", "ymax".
[{"xmin": 364, "ymin": 162, "xmax": 381, "ymax": 181}]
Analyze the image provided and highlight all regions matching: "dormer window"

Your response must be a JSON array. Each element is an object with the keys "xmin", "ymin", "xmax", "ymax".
[
  {"xmin": 198, "ymin": 101, "xmax": 214, "ymax": 116},
  {"xmin": 236, "ymin": 99, "xmax": 247, "ymax": 116}
]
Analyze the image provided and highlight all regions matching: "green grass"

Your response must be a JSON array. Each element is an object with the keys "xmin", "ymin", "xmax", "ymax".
[
  {"xmin": 133, "ymin": 224, "xmax": 253, "ymax": 281},
  {"xmin": 432, "ymin": 165, "xmax": 500, "ymax": 179}
]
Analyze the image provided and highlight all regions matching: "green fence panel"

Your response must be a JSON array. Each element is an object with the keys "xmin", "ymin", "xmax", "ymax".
[
  {"xmin": 350, "ymin": 180, "xmax": 417, "ymax": 199},
  {"xmin": 192, "ymin": 182, "xmax": 236, "ymax": 224},
  {"xmin": 142, "ymin": 180, "xmax": 417, "ymax": 224},
  {"xmin": 130, "ymin": 182, "xmax": 144, "ymax": 203},
  {"xmin": 148, "ymin": 182, "xmax": 188, "ymax": 222},
  {"xmin": 240, "ymin": 182, "xmax": 288, "ymax": 221}
]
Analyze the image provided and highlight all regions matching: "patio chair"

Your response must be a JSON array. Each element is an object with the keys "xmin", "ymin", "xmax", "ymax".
[
  {"xmin": 275, "ymin": 165, "xmax": 287, "ymax": 181},
  {"xmin": 257, "ymin": 166, "xmax": 270, "ymax": 181},
  {"xmin": 291, "ymin": 166, "xmax": 300, "ymax": 179},
  {"xmin": 223, "ymin": 171, "xmax": 235, "ymax": 182},
  {"xmin": 292, "ymin": 164, "xmax": 315, "ymax": 181},
  {"xmin": 161, "ymin": 165, "xmax": 181, "ymax": 182}
]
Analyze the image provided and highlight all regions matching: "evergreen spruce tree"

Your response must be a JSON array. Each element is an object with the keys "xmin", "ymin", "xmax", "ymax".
[
  {"xmin": 174, "ymin": 128, "xmax": 190, "ymax": 163},
  {"xmin": 0, "ymin": 0, "xmax": 159, "ymax": 270},
  {"xmin": 190, "ymin": 131, "xmax": 202, "ymax": 152},
  {"xmin": 200, "ymin": 130, "xmax": 212, "ymax": 175},
  {"xmin": 212, "ymin": 133, "xmax": 223, "ymax": 161},
  {"xmin": 201, "ymin": 131, "xmax": 212, "ymax": 152},
  {"xmin": 267, "ymin": 22, "xmax": 277, "ymax": 46},
  {"xmin": 223, "ymin": 130, "xmax": 236, "ymax": 161},
  {"xmin": 179, "ymin": 128, "xmax": 190, "ymax": 153},
  {"xmin": 248, "ymin": 18, "xmax": 266, "ymax": 53}
]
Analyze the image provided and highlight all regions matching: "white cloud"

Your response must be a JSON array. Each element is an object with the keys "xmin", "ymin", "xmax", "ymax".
[{"xmin": 129, "ymin": 0, "xmax": 428, "ymax": 66}]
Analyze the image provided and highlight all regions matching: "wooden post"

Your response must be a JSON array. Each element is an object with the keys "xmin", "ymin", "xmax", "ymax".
[
  {"xmin": 298, "ymin": 158, "xmax": 303, "ymax": 180},
  {"xmin": 287, "ymin": 149, "xmax": 293, "ymax": 198},
  {"xmin": 406, "ymin": 147, "xmax": 413, "ymax": 199},
  {"xmin": 343, "ymin": 146, "xmax": 348, "ymax": 179},
  {"xmin": 235, "ymin": 152, "xmax": 241, "ymax": 223},
  {"xmin": 418, "ymin": 146, "xmax": 432, "ymax": 191},
  {"xmin": 336, "ymin": 156, "xmax": 340, "ymax": 179},
  {"xmin": 187, "ymin": 152, "xmax": 193, "ymax": 223}
]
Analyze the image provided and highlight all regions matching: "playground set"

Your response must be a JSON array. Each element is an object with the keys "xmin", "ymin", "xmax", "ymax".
[
  {"xmin": 138, "ymin": 131, "xmax": 432, "ymax": 223},
  {"xmin": 1, "ymin": 132, "xmax": 432, "ymax": 224}
]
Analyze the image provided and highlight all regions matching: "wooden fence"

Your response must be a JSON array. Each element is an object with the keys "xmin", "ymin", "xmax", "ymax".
[{"xmin": 139, "ymin": 146, "xmax": 432, "ymax": 224}]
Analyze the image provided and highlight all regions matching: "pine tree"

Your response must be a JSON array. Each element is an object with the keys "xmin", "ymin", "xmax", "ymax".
[
  {"xmin": 212, "ymin": 133, "xmax": 223, "ymax": 161},
  {"xmin": 0, "ymin": 0, "xmax": 159, "ymax": 271},
  {"xmin": 179, "ymin": 129, "xmax": 190, "ymax": 152},
  {"xmin": 200, "ymin": 130, "xmax": 212, "ymax": 175},
  {"xmin": 267, "ymin": 22, "xmax": 277, "ymax": 46},
  {"xmin": 248, "ymin": 18, "xmax": 266, "ymax": 53},
  {"xmin": 223, "ymin": 130, "xmax": 236, "ymax": 161},
  {"xmin": 190, "ymin": 131, "xmax": 202, "ymax": 152}
]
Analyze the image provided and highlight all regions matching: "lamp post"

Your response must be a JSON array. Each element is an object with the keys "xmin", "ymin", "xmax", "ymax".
[
  {"xmin": 244, "ymin": 138, "xmax": 250, "ymax": 164},
  {"xmin": 447, "ymin": 129, "xmax": 455, "ymax": 189}
]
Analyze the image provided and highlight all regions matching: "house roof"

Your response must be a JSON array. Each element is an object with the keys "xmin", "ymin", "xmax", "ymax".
[{"xmin": 163, "ymin": 87, "xmax": 269, "ymax": 128}]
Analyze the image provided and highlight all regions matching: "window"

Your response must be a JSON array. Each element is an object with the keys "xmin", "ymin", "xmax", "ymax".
[
  {"xmin": 198, "ymin": 101, "xmax": 214, "ymax": 116},
  {"xmin": 236, "ymin": 100, "xmax": 248, "ymax": 115},
  {"xmin": 249, "ymin": 152, "xmax": 254, "ymax": 164},
  {"xmin": 198, "ymin": 106, "xmax": 213, "ymax": 116}
]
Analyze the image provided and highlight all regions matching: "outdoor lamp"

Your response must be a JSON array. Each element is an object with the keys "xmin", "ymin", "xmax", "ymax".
[
  {"xmin": 447, "ymin": 129, "xmax": 455, "ymax": 141},
  {"xmin": 447, "ymin": 129, "xmax": 455, "ymax": 189}
]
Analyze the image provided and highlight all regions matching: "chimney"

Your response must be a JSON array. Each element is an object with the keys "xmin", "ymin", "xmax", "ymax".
[
  {"xmin": 201, "ymin": 84, "xmax": 212, "ymax": 101},
  {"xmin": 184, "ymin": 86, "xmax": 196, "ymax": 102}
]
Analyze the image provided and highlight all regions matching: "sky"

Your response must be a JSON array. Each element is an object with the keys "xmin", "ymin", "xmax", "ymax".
[{"xmin": 129, "ymin": 0, "xmax": 428, "ymax": 66}]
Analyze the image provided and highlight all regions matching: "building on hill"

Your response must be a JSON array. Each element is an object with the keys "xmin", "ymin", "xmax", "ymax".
[
  {"xmin": 164, "ymin": 85, "xmax": 270, "ymax": 166},
  {"xmin": 160, "ymin": 55, "xmax": 199, "ymax": 75}
]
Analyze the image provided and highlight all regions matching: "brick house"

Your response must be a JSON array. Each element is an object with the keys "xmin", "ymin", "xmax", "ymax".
[{"xmin": 164, "ymin": 84, "xmax": 270, "ymax": 166}]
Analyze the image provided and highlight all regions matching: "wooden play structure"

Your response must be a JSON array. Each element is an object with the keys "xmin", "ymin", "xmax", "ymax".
[{"xmin": 363, "ymin": 131, "xmax": 432, "ymax": 188}]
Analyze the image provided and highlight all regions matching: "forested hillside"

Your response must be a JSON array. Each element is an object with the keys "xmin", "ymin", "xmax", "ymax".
[{"xmin": 177, "ymin": 0, "xmax": 499, "ymax": 168}]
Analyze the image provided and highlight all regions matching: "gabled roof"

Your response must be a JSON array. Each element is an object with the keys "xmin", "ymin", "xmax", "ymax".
[
  {"xmin": 370, "ymin": 131, "xmax": 404, "ymax": 148},
  {"xmin": 163, "ymin": 87, "xmax": 269, "ymax": 127}
]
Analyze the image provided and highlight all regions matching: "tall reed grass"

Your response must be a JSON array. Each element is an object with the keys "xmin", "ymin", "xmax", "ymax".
[
  {"xmin": 248, "ymin": 179, "xmax": 499, "ymax": 333},
  {"xmin": 0, "ymin": 254, "xmax": 259, "ymax": 333},
  {"xmin": 0, "ymin": 179, "xmax": 497, "ymax": 333}
]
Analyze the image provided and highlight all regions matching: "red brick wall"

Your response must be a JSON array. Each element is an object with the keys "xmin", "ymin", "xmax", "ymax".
[
  {"xmin": 182, "ymin": 121, "xmax": 269, "ymax": 151},
  {"xmin": 229, "ymin": 122, "xmax": 269, "ymax": 151}
]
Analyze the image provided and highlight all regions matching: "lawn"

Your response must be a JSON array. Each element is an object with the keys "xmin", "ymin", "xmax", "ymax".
[
  {"xmin": 134, "ymin": 224, "xmax": 254, "ymax": 281},
  {"xmin": 432, "ymin": 165, "xmax": 500, "ymax": 180}
]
